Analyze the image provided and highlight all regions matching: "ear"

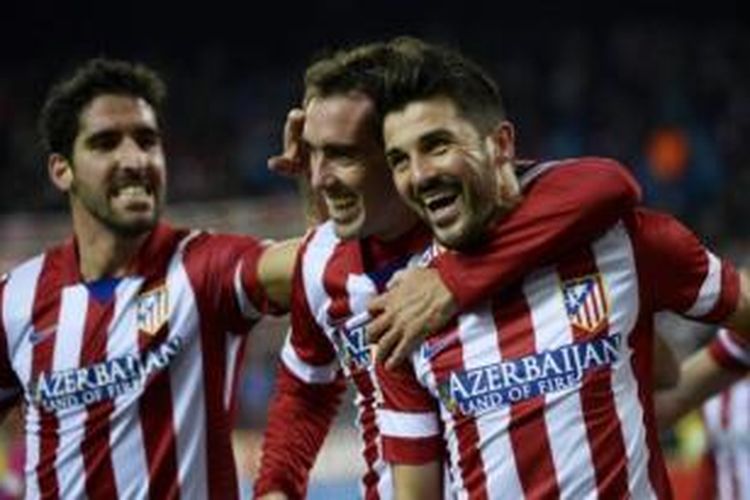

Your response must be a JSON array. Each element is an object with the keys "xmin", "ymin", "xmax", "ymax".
[
  {"xmin": 485, "ymin": 120, "xmax": 516, "ymax": 171},
  {"xmin": 48, "ymin": 153, "xmax": 74, "ymax": 192}
]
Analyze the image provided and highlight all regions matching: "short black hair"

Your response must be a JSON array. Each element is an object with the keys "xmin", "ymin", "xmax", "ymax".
[
  {"xmin": 38, "ymin": 58, "xmax": 167, "ymax": 159},
  {"xmin": 379, "ymin": 36, "xmax": 506, "ymax": 136}
]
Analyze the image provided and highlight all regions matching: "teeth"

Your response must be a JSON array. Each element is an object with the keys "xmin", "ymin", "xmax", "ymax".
[
  {"xmin": 423, "ymin": 193, "xmax": 457, "ymax": 211},
  {"xmin": 117, "ymin": 186, "xmax": 149, "ymax": 197}
]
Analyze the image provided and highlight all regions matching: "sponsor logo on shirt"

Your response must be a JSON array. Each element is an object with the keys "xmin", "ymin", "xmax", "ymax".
[
  {"xmin": 420, "ymin": 327, "xmax": 460, "ymax": 360},
  {"xmin": 438, "ymin": 333, "xmax": 622, "ymax": 417},
  {"xmin": 561, "ymin": 274, "xmax": 609, "ymax": 332},
  {"xmin": 332, "ymin": 312, "xmax": 373, "ymax": 374},
  {"xmin": 29, "ymin": 324, "xmax": 57, "ymax": 345},
  {"xmin": 29, "ymin": 337, "xmax": 182, "ymax": 412},
  {"xmin": 137, "ymin": 285, "xmax": 169, "ymax": 335}
]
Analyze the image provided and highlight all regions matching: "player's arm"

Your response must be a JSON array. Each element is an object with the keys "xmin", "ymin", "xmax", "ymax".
[
  {"xmin": 653, "ymin": 332, "xmax": 680, "ymax": 390},
  {"xmin": 255, "ymin": 361, "xmax": 345, "ymax": 499},
  {"xmin": 256, "ymin": 238, "xmax": 301, "ymax": 311},
  {"xmin": 369, "ymin": 158, "xmax": 641, "ymax": 367},
  {"xmin": 375, "ymin": 363, "xmax": 444, "ymax": 497},
  {"xmin": 724, "ymin": 268, "xmax": 750, "ymax": 338},
  {"xmin": 254, "ymin": 253, "xmax": 346, "ymax": 498},
  {"xmin": 655, "ymin": 329, "xmax": 749, "ymax": 430},
  {"xmin": 392, "ymin": 462, "xmax": 443, "ymax": 500}
]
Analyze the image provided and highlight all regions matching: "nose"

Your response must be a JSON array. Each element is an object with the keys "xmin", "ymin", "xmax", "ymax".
[
  {"xmin": 115, "ymin": 136, "xmax": 149, "ymax": 170},
  {"xmin": 409, "ymin": 155, "xmax": 438, "ymax": 189}
]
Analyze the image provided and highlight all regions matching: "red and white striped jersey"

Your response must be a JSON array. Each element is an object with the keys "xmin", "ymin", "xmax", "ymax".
[
  {"xmin": 0, "ymin": 223, "xmax": 271, "ymax": 500},
  {"xmin": 378, "ymin": 209, "xmax": 740, "ymax": 500},
  {"xmin": 261, "ymin": 157, "xmax": 644, "ymax": 499},
  {"xmin": 700, "ymin": 373, "xmax": 750, "ymax": 499},
  {"xmin": 280, "ymin": 221, "xmax": 438, "ymax": 500}
]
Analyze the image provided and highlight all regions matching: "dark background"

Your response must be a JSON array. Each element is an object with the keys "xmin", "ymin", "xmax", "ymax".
[{"xmin": 2, "ymin": 1, "xmax": 748, "ymax": 243}]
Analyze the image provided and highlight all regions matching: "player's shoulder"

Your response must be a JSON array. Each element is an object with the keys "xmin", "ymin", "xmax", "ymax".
[
  {"xmin": 298, "ymin": 220, "xmax": 349, "ymax": 260},
  {"xmin": 520, "ymin": 156, "xmax": 629, "ymax": 186}
]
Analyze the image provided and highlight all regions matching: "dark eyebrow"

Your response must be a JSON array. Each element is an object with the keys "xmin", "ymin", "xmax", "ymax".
[{"xmin": 418, "ymin": 129, "xmax": 454, "ymax": 148}]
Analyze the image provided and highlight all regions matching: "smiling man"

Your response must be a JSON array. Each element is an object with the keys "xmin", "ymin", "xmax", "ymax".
[
  {"xmin": 254, "ymin": 39, "xmax": 643, "ymax": 500},
  {"xmin": 0, "ymin": 58, "xmax": 298, "ymax": 500},
  {"xmin": 373, "ymin": 38, "xmax": 750, "ymax": 499}
]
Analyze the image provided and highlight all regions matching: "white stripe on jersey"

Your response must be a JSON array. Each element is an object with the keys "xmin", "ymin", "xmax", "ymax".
[
  {"xmin": 685, "ymin": 252, "xmax": 722, "ymax": 318},
  {"xmin": 233, "ymin": 261, "xmax": 261, "ymax": 321},
  {"xmin": 377, "ymin": 409, "xmax": 440, "ymax": 438},
  {"xmin": 302, "ymin": 224, "xmax": 339, "ymax": 329},
  {"xmin": 3, "ymin": 255, "xmax": 44, "ymax": 380},
  {"xmin": 3, "ymin": 255, "xmax": 44, "ymax": 498},
  {"xmin": 525, "ymin": 267, "xmax": 598, "ymax": 498},
  {"xmin": 717, "ymin": 329, "xmax": 750, "ymax": 367},
  {"xmin": 704, "ymin": 379, "xmax": 750, "ymax": 500},
  {"xmin": 108, "ymin": 278, "xmax": 149, "ymax": 499},
  {"xmin": 593, "ymin": 222, "xmax": 656, "ymax": 500},
  {"xmin": 280, "ymin": 333, "xmax": 339, "ymax": 384},
  {"xmin": 167, "ymin": 239, "xmax": 209, "ymax": 500},
  {"xmin": 52, "ymin": 285, "xmax": 89, "ymax": 499}
]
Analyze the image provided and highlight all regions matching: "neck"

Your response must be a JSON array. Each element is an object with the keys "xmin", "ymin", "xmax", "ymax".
[{"xmin": 72, "ymin": 210, "xmax": 150, "ymax": 282}]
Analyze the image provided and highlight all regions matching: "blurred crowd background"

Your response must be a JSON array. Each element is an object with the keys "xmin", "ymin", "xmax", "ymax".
[{"xmin": 0, "ymin": 3, "xmax": 747, "ymax": 497}]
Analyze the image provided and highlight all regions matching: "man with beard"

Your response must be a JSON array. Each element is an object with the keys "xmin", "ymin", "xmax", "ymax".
[
  {"xmin": 254, "ymin": 38, "xmax": 642, "ymax": 499},
  {"xmin": 0, "ymin": 58, "xmax": 299, "ymax": 499},
  {"xmin": 372, "ymin": 38, "xmax": 750, "ymax": 498}
]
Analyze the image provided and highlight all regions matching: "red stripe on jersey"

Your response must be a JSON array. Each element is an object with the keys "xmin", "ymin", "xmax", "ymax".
[
  {"xmin": 139, "ymin": 324, "xmax": 180, "ymax": 500},
  {"xmin": 429, "ymin": 319, "xmax": 489, "ymax": 500},
  {"xmin": 558, "ymin": 248, "xmax": 629, "ymax": 499},
  {"xmin": 321, "ymin": 242, "xmax": 383, "ymax": 499},
  {"xmin": 80, "ymin": 297, "xmax": 118, "ymax": 498},
  {"xmin": 31, "ymin": 248, "xmax": 65, "ymax": 500},
  {"xmin": 493, "ymin": 288, "xmax": 561, "ymax": 499},
  {"xmin": 182, "ymin": 247, "xmax": 239, "ymax": 500},
  {"xmin": 627, "ymin": 214, "xmax": 677, "ymax": 498}
]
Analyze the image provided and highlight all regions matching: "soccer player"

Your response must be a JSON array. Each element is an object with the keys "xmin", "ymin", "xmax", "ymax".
[
  {"xmin": 0, "ymin": 58, "xmax": 299, "ymax": 499},
  {"xmin": 371, "ymin": 37, "xmax": 750, "ymax": 498},
  {"xmin": 653, "ymin": 327, "xmax": 750, "ymax": 499},
  {"xmin": 254, "ymin": 39, "xmax": 643, "ymax": 499}
]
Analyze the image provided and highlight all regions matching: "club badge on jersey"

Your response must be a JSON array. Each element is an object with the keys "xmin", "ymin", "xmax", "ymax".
[
  {"xmin": 137, "ymin": 285, "xmax": 169, "ymax": 336},
  {"xmin": 562, "ymin": 273, "xmax": 609, "ymax": 333}
]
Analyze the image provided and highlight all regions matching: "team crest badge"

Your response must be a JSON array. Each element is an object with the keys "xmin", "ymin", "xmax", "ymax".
[
  {"xmin": 562, "ymin": 274, "xmax": 609, "ymax": 333},
  {"xmin": 136, "ymin": 286, "xmax": 169, "ymax": 335}
]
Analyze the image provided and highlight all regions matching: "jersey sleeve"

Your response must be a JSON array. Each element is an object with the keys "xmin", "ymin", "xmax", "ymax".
[
  {"xmin": 435, "ymin": 157, "xmax": 642, "ymax": 310},
  {"xmin": 182, "ymin": 232, "xmax": 284, "ymax": 332},
  {"xmin": 254, "ymin": 361, "xmax": 346, "ymax": 498},
  {"xmin": 707, "ymin": 328, "xmax": 750, "ymax": 372},
  {"xmin": 254, "ymin": 246, "xmax": 346, "ymax": 498},
  {"xmin": 633, "ymin": 209, "xmax": 740, "ymax": 323},
  {"xmin": 375, "ymin": 362, "xmax": 443, "ymax": 464}
]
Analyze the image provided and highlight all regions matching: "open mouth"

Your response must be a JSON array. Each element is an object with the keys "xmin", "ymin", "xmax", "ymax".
[
  {"xmin": 110, "ymin": 183, "xmax": 155, "ymax": 210},
  {"xmin": 424, "ymin": 192, "xmax": 459, "ymax": 212}
]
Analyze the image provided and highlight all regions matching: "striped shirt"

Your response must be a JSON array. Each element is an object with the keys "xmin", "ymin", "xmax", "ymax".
[
  {"xmin": 266, "ymin": 157, "xmax": 644, "ymax": 499},
  {"xmin": 0, "ymin": 223, "xmax": 269, "ymax": 499},
  {"xmin": 378, "ymin": 209, "xmax": 740, "ymax": 500}
]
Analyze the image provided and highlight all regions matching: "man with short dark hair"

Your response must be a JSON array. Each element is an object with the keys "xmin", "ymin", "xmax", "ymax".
[
  {"xmin": 0, "ymin": 58, "xmax": 298, "ymax": 499},
  {"xmin": 373, "ymin": 37, "xmax": 750, "ymax": 499},
  {"xmin": 254, "ymin": 39, "xmax": 643, "ymax": 499}
]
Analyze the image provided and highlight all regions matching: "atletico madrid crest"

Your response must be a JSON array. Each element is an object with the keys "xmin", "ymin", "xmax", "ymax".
[
  {"xmin": 562, "ymin": 274, "xmax": 609, "ymax": 333},
  {"xmin": 137, "ymin": 286, "xmax": 169, "ymax": 335}
]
